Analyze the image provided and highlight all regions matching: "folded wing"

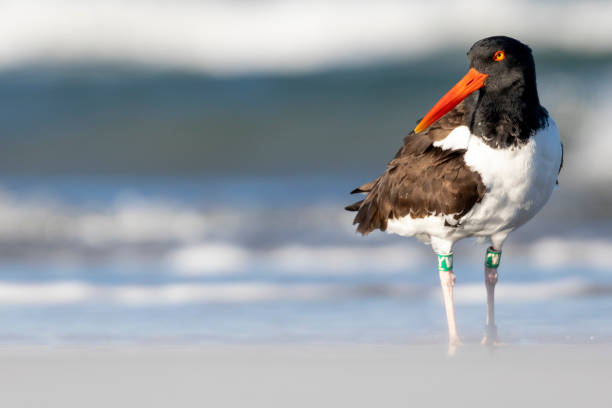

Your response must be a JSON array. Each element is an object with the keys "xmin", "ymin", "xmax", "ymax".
[{"xmin": 346, "ymin": 102, "xmax": 486, "ymax": 235}]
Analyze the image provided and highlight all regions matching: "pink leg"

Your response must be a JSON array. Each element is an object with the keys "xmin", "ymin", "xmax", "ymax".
[
  {"xmin": 437, "ymin": 253, "xmax": 461, "ymax": 354},
  {"xmin": 482, "ymin": 247, "xmax": 501, "ymax": 345}
]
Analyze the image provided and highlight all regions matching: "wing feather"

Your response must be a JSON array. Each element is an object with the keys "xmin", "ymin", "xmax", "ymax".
[{"xmin": 347, "ymin": 102, "xmax": 486, "ymax": 234}]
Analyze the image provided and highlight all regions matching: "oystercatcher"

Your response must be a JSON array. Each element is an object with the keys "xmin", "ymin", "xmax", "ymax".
[{"xmin": 346, "ymin": 36, "xmax": 563, "ymax": 351}]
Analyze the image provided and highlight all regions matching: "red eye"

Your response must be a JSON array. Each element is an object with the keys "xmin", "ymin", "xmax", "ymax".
[{"xmin": 493, "ymin": 50, "xmax": 506, "ymax": 61}]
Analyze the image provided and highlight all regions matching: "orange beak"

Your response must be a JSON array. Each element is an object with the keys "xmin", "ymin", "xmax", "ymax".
[{"xmin": 414, "ymin": 68, "xmax": 488, "ymax": 133}]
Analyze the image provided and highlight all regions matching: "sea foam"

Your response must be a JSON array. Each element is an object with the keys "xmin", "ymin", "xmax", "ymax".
[
  {"xmin": 0, "ymin": 278, "xmax": 600, "ymax": 306},
  {"xmin": 1, "ymin": 1, "xmax": 612, "ymax": 74}
]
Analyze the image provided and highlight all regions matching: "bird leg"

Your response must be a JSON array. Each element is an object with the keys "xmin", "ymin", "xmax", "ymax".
[
  {"xmin": 482, "ymin": 247, "xmax": 502, "ymax": 345},
  {"xmin": 437, "ymin": 253, "xmax": 461, "ymax": 353}
]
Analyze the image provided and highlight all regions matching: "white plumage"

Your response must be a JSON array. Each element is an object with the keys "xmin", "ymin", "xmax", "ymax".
[{"xmin": 386, "ymin": 117, "xmax": 562, "ymax": 254}]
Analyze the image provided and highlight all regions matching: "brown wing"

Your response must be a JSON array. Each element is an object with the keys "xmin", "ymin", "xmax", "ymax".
[
  {"xmin": 393, "ymin": 100, "xmax": 468, "ymax": 158},
  {"xmin": 346, "ymin": 102, "xmax": 486, "ymax": 235}
]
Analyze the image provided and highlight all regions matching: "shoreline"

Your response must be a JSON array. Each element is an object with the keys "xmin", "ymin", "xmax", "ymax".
[{"xmin": 1, "ymin": 344, "xmax": 610, "ymax": 407}]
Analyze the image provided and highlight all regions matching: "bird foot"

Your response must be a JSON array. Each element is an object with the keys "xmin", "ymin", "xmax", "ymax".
[
  {"xmin": 448, "ymin": 336, "xmax": 462, "ymax": 356},
  {"xmin": 481, "ymin": 324, "xmax": 499, "ymax": 346}
]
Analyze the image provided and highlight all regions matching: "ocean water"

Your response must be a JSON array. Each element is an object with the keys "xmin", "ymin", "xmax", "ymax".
[
  {"xmin": 1, "ymin": 0, "xmax": 612, "ymax": 345},
  {"xmin": 2, "ymin": 0, "xmax": 612, "ymax": 74},
  {"xmin": 0, "ymin": 175, "xmax": 611, "ymax": 345}
]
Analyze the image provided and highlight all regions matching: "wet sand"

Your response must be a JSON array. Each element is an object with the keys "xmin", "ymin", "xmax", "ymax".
[{"xmin": 0, "ymin": 344, "xmax": 610, "ymax": 407}]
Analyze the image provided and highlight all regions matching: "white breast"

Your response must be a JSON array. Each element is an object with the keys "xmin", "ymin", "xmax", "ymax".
[
  {"xmin": 386, "ymin": 117, "xmax": 562, "ymax": 253},
  {"xmin": 460, "ymin": 118, "xmax": 562, "ymax": 235}
]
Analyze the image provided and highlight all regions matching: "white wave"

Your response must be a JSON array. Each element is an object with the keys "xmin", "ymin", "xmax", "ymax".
[
  {"xmin": 166, "ymin": 243, "xmax": 430, "ymax": 275},
  {"xmin": 269, "ymin": 244, "xmax": 427, "ymax": 273},
  {"xmin": 168, "ymin": 244, "xmax": 250, "ymax": 275},
  {"xmin": 0, "ymin": 281, "xmax": 350, "ymax": 305},
  {"xmin": 164, "ymin": 237, "xmax": 612, "ymax": 277},
  {"xmin": 0, "ymin": 278, "xmax": 601, "ymax": 306},
  {"xmin": 527, "ymin": 238, "xmax": 612, "ymax": 270},
  {"xmin": 1, "ymin": 0, "xmax": 612, "ymax": 74},
  {"xmin": 0, "ymin": 282, "xmax": 95, "ymax": 305},
  {"xmin": 565, "ymin": 76, "xmax": 612, "ymax": 186},
  {"xmin": 75, "ymin": 198, "xmax": 211, "ymax": 246},
  {"xmin": 0, "ymin": 190, "xmax": 210, "ymax": 245},
  {"xmin": 0, "ymin": 188, "xmax": 352, "ymax": 251},
  {"xmin": 454, "ymin": 279, "xmax": 590, "ymax": 304},
  {"xmin": 2, "ymin": 184, "xmax": 612, "ymax": 275}
]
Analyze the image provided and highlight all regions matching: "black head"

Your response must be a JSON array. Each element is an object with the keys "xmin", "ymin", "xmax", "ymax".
[
  {"xmin": 414, "ymin": 35, "xmax": 547, "ymax": 147},
  {"xmin": 467, "ymin": 36, "xmax": 537, "ymax": 94},
  {"xmin": 463, "ymin": 36, "xmax": 547, "ymax": 147}
]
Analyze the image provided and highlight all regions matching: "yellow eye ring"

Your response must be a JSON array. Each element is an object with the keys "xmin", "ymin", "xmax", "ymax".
[{"xmin": 493, "ymin": 50, "xmax": 506, "ymax": 61}]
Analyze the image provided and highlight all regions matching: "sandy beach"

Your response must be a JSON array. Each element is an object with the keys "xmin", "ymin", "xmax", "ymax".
[
  {"xmin": 1, "ymin": 344, "xmax": 610, "ymax": 407},
  {"xmin": 2, "ymin": 3, "xmax": 612, "ymax": 408}
]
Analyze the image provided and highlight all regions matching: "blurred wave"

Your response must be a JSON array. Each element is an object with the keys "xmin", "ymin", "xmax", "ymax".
[
  {"xmin": 0, "ymin": 278, "xmax": 605, "ymax": 306},
  {"xmin": 568, "ymin": 72, "xmax": 612, "ymax": 186},
  {"xmin": 168, "ymin": 243, "xmax": 427, "ymax": 276},
  {"xmin": 1, "ymin": 179, "xmax": 611, "ymax": 274},
  {"xmin": 0, "ymin": 177, "xmax": 611, "ymax": 343},
  {"xmin": 1, "ymin": 0, "xmax": 612, "ymax": 344},
  {"xmin": 2, "ymin": 1, "xmax": 612, "ymax": 74}
]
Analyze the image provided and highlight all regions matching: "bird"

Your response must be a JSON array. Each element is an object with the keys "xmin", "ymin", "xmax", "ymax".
[{"xmin": 346, "ymin": 36, "xmax": 563, "ymax": 352}]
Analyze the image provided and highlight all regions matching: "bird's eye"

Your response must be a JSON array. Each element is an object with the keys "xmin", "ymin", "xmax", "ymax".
[{"xmin": 493, "ymin": 50, "xmax": 506, "ymax": 61}]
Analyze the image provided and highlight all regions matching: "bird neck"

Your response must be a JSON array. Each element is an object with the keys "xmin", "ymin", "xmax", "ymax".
[{"xmin": 465, "ymin": 81, "xmax": 548, "ymax": 149}]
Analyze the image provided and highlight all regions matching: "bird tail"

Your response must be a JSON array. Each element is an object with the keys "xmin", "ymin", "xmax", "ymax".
[
  {"xmin": 344, "ymin": 200, "xmax": 363, "ymax": 211},
  {"xmin": 344, "ymin": 179, "xmax": 388, "ymax": 235}
]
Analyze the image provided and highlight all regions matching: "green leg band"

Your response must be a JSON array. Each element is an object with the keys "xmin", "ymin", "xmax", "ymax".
[
  {"xmin": 437, "ymin": 253, "xmax": 453, "ymax": 272},
  {"xmin": 485, "ymin": 247, "xmax": 502, "ymax": 268}
]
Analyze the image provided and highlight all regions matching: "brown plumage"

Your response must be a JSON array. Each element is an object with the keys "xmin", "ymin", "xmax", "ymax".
[{"xmin": 346, "ymin": 102, "xmax": 486, "ymax": 235}]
